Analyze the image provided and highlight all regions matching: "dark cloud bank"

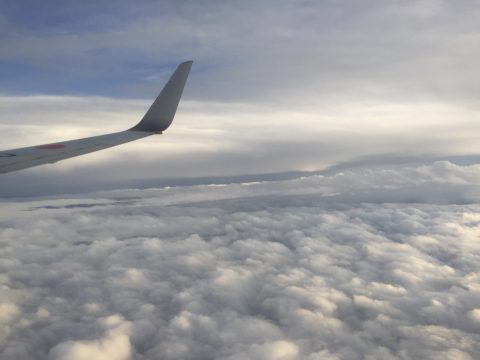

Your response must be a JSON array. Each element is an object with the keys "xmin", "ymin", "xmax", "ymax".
[{"xmin": 1, "ymin": 161, "xmax": 480, "ymax": 359}]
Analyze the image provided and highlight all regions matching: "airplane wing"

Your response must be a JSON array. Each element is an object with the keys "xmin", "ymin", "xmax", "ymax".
[{"xmin": 0, "ymin": 61, "xmax": 193, "ymax": 174}]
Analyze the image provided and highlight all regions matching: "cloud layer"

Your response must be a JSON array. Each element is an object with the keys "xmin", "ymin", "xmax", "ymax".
[
  {"xmin": 2, "ymin": 0, "xmax": 480, "ymax": 106},
  {"xmin": 1, "ymin": 161, "xmax": 480, "ymax": 359},
  {"xmin": 2, "ymin": 93, "xmax": 480, "ymax": 198}
]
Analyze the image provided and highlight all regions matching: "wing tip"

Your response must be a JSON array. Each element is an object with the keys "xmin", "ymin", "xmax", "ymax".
[{"xmin": 130, "ymin": 60, "xmax": 193, "ymax": 133}]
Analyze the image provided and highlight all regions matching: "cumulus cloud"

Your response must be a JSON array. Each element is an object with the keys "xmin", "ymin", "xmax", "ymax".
[
  {"xmin": 49, "ymin": 315, "xmax": 132, "ymax": 360},
  {"xmin": 1, "ymin": 161, "xmax": 480, "ymax": 359}
]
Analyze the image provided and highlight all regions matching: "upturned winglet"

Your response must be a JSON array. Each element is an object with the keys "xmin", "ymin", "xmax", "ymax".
[{"xmin": 130, "ymin": 60, "xmax": 193, "ymax": 133}]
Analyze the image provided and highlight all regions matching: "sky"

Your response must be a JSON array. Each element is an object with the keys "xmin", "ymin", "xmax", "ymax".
[
  {"xmin": 1, "ymin": 1, "xmax": 480, "ymax": 359},
  {"xmin": 1, "ymin": 0, "xmax": 480, "ymax": 195}
]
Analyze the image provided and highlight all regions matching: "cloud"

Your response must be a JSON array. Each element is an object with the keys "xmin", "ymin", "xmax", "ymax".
[
  {"xmin": 3, "ymin": 92, "xmax": 480, "ymax": 197},
  {"xmin": 1, "ymin": 161, "xmax": 480, "ymax": 359},
  {"xmin": 49, "ymin": 315, "xmax": 132, "ymax": 360},
  {"xmin": 2, "ymin": 0, "xmax": 480, "ymax": 106}
]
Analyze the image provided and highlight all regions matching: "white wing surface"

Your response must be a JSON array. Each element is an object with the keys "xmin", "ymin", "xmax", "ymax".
[{"xmin": 0, "ymin": 61, "xmax": 193, "ymax": 174}]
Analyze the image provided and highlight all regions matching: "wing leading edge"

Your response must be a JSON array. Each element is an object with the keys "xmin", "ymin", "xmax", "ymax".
[{"xmin": 0, "ymin": 61, "xmax": 193, "ymax": 175}]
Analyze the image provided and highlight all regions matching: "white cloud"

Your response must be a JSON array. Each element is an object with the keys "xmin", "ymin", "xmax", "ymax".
[
  {"xmin": 0, "ymin": 303, "xmax": 20, "ymax": 324},
  {"xmin": 49, "ymin": 315, "xmax": 132, "ymax": 360},
  {"xmin": 1, "ymin": 161, "xmax": 480, "ymax": 359},
  {"xmin": 3, "ymin": 92, "xmax": 480, "ymax": 198}
]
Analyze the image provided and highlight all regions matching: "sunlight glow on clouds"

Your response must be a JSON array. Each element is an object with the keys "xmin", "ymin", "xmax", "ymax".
[{"xmin": 2, "ymin": 94, "xmax": 480, "ymax": 197}]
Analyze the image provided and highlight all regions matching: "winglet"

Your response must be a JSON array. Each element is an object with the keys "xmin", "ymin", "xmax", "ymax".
[{"xmin": 130, "ymin": 61, "xmax": 193, "ymax": 133}]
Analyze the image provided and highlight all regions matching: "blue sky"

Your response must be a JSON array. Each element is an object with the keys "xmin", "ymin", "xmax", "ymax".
[{"xmin": 1, "ymin": 0, "xmax": 211, "ymax": 97}]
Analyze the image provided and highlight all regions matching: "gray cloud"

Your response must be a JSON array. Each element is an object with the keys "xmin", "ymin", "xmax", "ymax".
[
  {"xmin": 2, "ymin": 0, "xmax": 480, "ymax": 106},
  {"xmin": 1, "ymin": 161, "xmax": 480, "ymax": 359}
]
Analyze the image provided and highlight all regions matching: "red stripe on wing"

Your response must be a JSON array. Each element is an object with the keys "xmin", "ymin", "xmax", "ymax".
[{"xmin": 35, "ymin": 143, "xmax": 66, "ymax": 149}]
